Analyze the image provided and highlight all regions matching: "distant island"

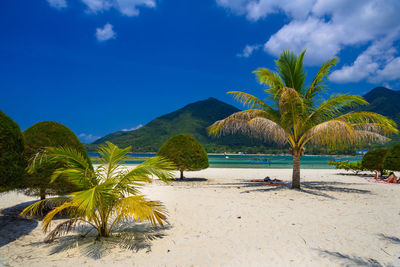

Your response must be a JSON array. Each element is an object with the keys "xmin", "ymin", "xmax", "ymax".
[{"xmin": 86, "ymin": 87, "xmax": 400, "ymax": 154}]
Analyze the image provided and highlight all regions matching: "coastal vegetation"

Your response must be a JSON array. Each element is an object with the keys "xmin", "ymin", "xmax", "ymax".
[
  {"xmin": 22, "ymin": 121, "xmax": 90, "ymax": 200},
  {"xmin": 0, "ymin": 110, "xmax": 26, "ymax": 192},
  {"xmin": 328, "ymin": 161, "xmax": 364, "ymax": 174},
  {"xmin": 158, "ymin": 134, "xmax": 209, "ymax": 179},
  {"xmin": 21, "ymin": 142, "xmax": 174, "ymax": 241},
  {"xmin": 361, "ymin": 148, "xmax": 388, "ymax": 175},
  {"xmin": 209, "ymin": 50, "xmax": 398, "ymax": 189},
  {"xmin": 383, "ymin": 144, "xmax": 400, "ymax": 171}
]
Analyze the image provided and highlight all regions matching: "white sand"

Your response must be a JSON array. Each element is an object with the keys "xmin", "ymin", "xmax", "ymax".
[{"xmin": 1, "ymin": 168, "xmax": 400, "ymax": 266}]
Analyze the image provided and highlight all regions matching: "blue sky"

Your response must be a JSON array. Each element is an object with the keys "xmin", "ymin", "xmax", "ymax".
[{"xmin": 1, "ymin": 0, "xmax": 400, "ymax": 143}]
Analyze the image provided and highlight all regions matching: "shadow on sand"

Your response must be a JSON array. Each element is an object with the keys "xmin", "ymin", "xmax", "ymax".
[
  {"xmin": 213, "ymin": 180, "xmax": 372, "ymax": 199},
  {"xmin": 29, "ymin": 222, "xmax": 170, "ymax": 259},
  {"xmin": 171, "ymin": 178, "xmax": 208, "ymax": 182},
  {"xmin": 0, "ymin": 200, "xmax": 39, "ymax": 248},
  {"xmin": 315, "ymin": 249, "xmax": 389, "ymax": 267},
  {"xmin": 378, "ymin": 233, "xmax": 400, "ymax": 244}
]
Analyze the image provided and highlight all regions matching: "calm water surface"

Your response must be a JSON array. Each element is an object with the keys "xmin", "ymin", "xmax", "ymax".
[{"xmin": 89, "ymin": 152, "xmax": 361, "ymax": 169}]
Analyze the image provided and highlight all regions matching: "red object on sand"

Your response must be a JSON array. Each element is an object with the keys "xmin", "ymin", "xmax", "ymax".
[
  {"xmin": 249, "ymin": 179, "xmax": 286, "ymax": 186},
  {"xmin": 257, "ymin": 182, "xmax": 286, "ymax": 186}
]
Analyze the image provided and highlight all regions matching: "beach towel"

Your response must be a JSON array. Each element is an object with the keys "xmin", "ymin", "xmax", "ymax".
[
  {"xmin": 249, "ymin": 178, "xmax": 286, "ymax": 186},
  {"xmin": 361, "ymin": 177, "xmax": 399, "ymax": 184}
]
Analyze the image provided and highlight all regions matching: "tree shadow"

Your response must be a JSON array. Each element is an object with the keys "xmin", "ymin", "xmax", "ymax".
[
  {"xmin": 315, "ymin": 249, "xmax": 389, "ymax": 267},
  {"xmin": 30, "ymin": 222, "xmax": 170, "ymax": 260},
  {"xmin": 378, "ymin": 233, "xmax": 400, "ymax": 244},
  {"xmin": 171, "ymin": 178, "xmax": 208, "ymax": 182},
  {"xmin": 236, "ymin": 181, "xmax": 371, "ymax": 199},
  {"xmin": 0, "ymin": 200, "xmax": 39, "ymax": 248}
]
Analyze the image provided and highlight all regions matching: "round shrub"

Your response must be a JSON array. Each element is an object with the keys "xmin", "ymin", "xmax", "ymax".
[
  {"xmin": 0, "ymin": 110, "xmax": 26, "ymax": 192},
  {"xmin": 23, "ymin": 121, "xmax": 90, "ymax": 199},
  {"xmin": 384, "ymin": 144, "xmax": 400, "ymax": 171},
  {"xmin": 157, "ymin": 134, "xmax": 209, "ymax": 179},
  {"xmin": 361, "ymin": 148, "xmax": 388, "ymax": 175}
]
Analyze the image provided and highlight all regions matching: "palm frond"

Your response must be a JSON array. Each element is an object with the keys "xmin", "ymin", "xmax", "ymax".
[
  {"xmin": 70, "ymin": 182, "xmax": 117, "ymax": 218},
  {"xmin": 308, "ymin": 94, "xmax": 368, "ymax": 123},
  {"xmin": 208, "ymin": 109, "xmax": 271, "ymax": 136},
  {"xmin": 228, "ymin": 91, "xmax": 268, "ymax": 109},
  {"xmin": 98, "ymin": 142, "xmax": 131, "ymax": 180},
  {"xmin": 337, "ymin": 111, "xmax": 398, "ymax": 135},
  {"xmin": 42, "ymin": 200, "xmax": 80, "ymax": 232},
  {"xmin": 113, "ymin": 195, "xmax": 167, "ymax": 229},
  {"xmin": 306, "ymin": 57, "xmax": 339, "ymax": 101},
  {"xmin": 248, "ymin": 117, "xmax": 288, "ymax": 144},
  {"xmin": 253, "ymin": 68, "xmax": 284, "ymax": 99},
  {"xmin": 276, "ymin": 50, "xmax": 306, "ymax": 93},
  {"xmin": 20, "ymin": 196, "xmax": 70, "ymax": 217},
  {"xmin": 208, "ymin": 110, "xmax": 287, "ymax": 144},
  {"xmin": 305, "ymin": 119, "xmax": 357, "ymax": 147},
  {"xmin": 114, "ymin": 156, "xmax": 174, "ymax": 194},
  {"xmin": 44, "ymin": 219, "xmax": 77, "ymax": 243}
]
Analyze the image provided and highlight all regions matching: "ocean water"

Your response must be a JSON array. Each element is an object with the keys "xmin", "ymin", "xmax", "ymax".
[{"xmin": 89, "ymin": 152, "xmax": 361, "ymax": 169}]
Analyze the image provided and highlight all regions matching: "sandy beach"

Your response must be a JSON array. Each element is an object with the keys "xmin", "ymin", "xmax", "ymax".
[{"xmin": 1, "ymin": 168, "xmax": 400, "ymax": 266}]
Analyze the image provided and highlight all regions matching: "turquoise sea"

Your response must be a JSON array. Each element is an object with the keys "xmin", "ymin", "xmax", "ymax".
[{"xmin": 89, "ymin": 153, "xmax": 361, "ymax": 169}]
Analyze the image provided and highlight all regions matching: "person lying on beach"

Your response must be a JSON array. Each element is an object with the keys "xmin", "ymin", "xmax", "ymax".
[{"xmin": 374, "ymin": 170, "xmax": 399, "ymax": 183}]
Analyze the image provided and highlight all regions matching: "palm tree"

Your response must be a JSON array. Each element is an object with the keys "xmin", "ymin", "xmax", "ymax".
[
  {"xmin": 21, "ymin": 142, "xmax": 174, "ymax": 242},
  {"xmin": 209, "ymin": 50, "xmax": 398, "ymax": 189}
]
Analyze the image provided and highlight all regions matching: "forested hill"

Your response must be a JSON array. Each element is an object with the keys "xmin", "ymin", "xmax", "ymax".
[
  {"xmin": 361, "ymin": 87, "xmax": 400, "ymax": 124},
  {"xmin": 90, "ymin": 97, "xmax": 270, "ymax": 152},
  {"xmin": 88, "ymin": 87, "xmax": 400, "ymax": 153},
  {"xmin": 358, "ymin": 87, "xmax": 400, "ymax": 147}
]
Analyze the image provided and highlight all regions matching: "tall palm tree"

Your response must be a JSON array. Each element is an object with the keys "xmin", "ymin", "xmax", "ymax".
[
  {"xmin": 209, "ymin": 50, "xmax": 398, "ymax": 189},
  {"xmin": 22, "ymin": 142, "xmax": 174, "ymax": 242}
]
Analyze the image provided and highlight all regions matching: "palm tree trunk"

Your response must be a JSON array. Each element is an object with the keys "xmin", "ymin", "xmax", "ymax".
[
  {"xmin": 40, "ymin": 187, "xmax": 46, "ymax": 200},
  {"xmin": 180, "ymin": 170, "xmax": 184, "ymax": 180},
  {"xmin": 292, "ymin": 150, "xmax": 301, "ymax": 189}
]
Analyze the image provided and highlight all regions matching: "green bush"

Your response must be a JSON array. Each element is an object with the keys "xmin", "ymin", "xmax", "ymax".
[
  {"xmin": 23, "ymin": 121, "xmax": 90, "ymax": 199},
  {"xmin": 0, "ymin": 110, "xmax": 26, "ymax": 192},
  {"xmin": 361, "ymin": 148, "xmax": 388, "ymax": 175},
  {"xmin": 157, "ymin": 134, "xmax": 209, "ymax": 179},
  {"xmin": 329, "ymin": 160, "xmax": 364, "ymax": 174},
  {"xmin": 384, "ymin": 144, "xmax": 400, "ymax": 171}
]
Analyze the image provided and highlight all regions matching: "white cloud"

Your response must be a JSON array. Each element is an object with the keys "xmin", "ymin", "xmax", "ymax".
[
  {"xmin": 81, "ymin": 0, "xmax": 156, "ymax": 16},
  {"xmin": 122, "ymin": 124, "xmax": 143, "ymax": 131},
  {"xmin": 330, "ymin": 33, "xmax": 400, "ymax": 83},
  {"xmin": 217, "ymin": 0, "xmax": 400, "ymax": 83},
  {"xmin": 216, "ymin": 0, "xmax": 314, "ymax": 21},
  {"xmin": 237, "ymin": 44, "xmax": 261, "ymax": 58},
  {"xmin": 96, "ymin": 23, "xmax": 116, "ymax": 42},
  {"xmin": 79, "ymin": 133, "xmax": 101, "ymax": 143},
  {"xmin": 383, "ymin": 82, "xmax": 393, "ymax": 89},
  {"xmin": 47, "ymin": 0, "xmax": 67, "ymax": 9}
]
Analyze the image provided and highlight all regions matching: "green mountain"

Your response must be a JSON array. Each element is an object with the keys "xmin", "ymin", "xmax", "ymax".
[
  {"xmin": 357, "ymin": 87, "xmax": 400, "ymax": 147},
  {"xmin": 360, "ymin": 87, "xmax": 400, "ymax": 123},
  {"xmin": 88, "ymin": 88, "xmax": 400, "ymax": 153},
  {"xmin": 90, "ymin": 97, "xmax": 271, "ymax": 153}
]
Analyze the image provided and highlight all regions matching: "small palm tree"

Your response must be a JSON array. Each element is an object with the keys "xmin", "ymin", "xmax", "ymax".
[
  {"xmin": 22, "ymin": 142, "xmax": 174, "ymax": 242},
  {"xmin": 209, "ymin": 50, "xmax": 398, "ymax": 189}
]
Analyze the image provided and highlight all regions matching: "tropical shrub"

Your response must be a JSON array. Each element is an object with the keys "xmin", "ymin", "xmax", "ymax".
[
  {"xmin": 209, "ymin": 50, "xmax": 398, "ymax": 189},
  {"xmin": 329, "ymin": 160, "xmax": 364, "ymax": 174},
  {"xmin": 384, "ymin": 144, "xmax": 400, "ymax": 171},
  {"xmin": 361, "ymin": 148, "xmax": 388, "ymax": 175},
  {"xmin": 21, "ymin": 142, "xmax": 174, "ymax": 241},
  {"xmin": 158, "ymin": 134, "xmax": 209, "ymax": 179},
  {"xmin": 0, "ymin": 110, "xmax": 26, "ymax": 191},
  {"xmin": 23, "ymin": 121, "xmax": 90, "ymax": 199}
]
